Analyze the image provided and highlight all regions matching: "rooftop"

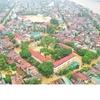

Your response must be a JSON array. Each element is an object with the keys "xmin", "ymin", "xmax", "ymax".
[
  {"xmin": 29, "ymin": 48, "xmax": 51, "ymax": 62},
  {"xmin": 53, "ymin": 54, "xmax": 75, "ymax": 68}
]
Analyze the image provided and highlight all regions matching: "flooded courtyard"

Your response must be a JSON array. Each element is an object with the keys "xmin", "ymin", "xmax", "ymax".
[{"xmin": 24, "ymin": 15, "xmax": 51, "ymax": 22}]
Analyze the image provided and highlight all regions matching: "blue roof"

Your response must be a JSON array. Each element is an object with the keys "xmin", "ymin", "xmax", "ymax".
[
  {"xmin": 66, "ymin": 62, "xmax": 79, "ymax": 70},
  {"xmin": 5, "ymin": 32, "xmax": 11, "ymax": 34},
  {"xmin": 62, "ymin": 77, "xmax": 73, "ymax": 84},
  {"xmin": 30, "ymin": 32, "xmax": 42, "ymax": 39}
]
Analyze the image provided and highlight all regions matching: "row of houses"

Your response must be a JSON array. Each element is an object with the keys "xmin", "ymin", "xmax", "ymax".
[
  {"xmin": 7, "ymin": 50, "xmax": 42, "ymax": 82},
  {"xmin": 50, "ymin": 77, "xmax": 73, "ymax": 85},
  {"xmin": 50, "ymin": 62, "xmax": 100, "ymax": 84},
  {"xmin": 0, "ymin": 0, "xmax": 14, "ymax": 23},
  {"xmin": 0, "ymin": 34, "xmax": 42, "ymax": 84},
  {"xmin": 54, "ymin": 0, "xmax": 100, "ymax": 51},
  {"xmin": 14, "ymin": 0, "xmax": 59, "ymax": 18}
]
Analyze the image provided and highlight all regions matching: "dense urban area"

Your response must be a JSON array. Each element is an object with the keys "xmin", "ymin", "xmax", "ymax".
[{"xmin": 0, "ymin": 0, "xmax": 100, "ymax": 84}]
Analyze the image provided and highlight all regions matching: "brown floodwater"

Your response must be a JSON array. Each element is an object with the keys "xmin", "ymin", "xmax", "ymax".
[{"xmin": 69, "ymin": 0, "xmax": 100, "ymax": 14}]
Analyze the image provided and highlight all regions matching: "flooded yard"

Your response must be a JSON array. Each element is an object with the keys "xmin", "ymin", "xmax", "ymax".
[
  {"xmin": 24, "ymin": 15, "xmax": 51, "ymax": 22},
  {"xmin": 14, "ymin": 47, "xmax": 21, "ymax": 54},
  {"xmin": 42, "ymin": 75, "xmax": 62, "ymax": 84},
  {"xmin": 73, "ymin": 52, "xmax": 100, "ymax": 69}
]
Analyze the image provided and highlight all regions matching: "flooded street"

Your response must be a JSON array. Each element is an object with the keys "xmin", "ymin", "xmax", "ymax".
[
  {"xmin": 69, "ymin": 0, "xmax": 100, "ymax": 14},
  {"xmin": 42, "ymin": 75, "xmax": 62, "ymax": 84}
]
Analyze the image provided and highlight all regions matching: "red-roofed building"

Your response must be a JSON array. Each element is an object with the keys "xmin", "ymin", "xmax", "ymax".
[
  {"xmin": 73, "ymin": 72, "xmax": 88, "ymax": 83},
  {"xmin": 11, "ymin": 74, "xmax": 24, "ymax": 84},
  {"xmin": 50, "ymin": 81, "xmax": 55, "ymax": 84},
  {"xmin": 91, "ymin": 68, "xmax": 98, "ymax": 73},
  {"xmin": 21, "ymin": 62, "xmax": 31, "ymax": 69},
  {"xmin": 18, "ymin": 16, "xmax": 26, "ymax": 20},
  {"xmin": 58, "ymin": 43, "xmax": 73, "ymax": 50},
  {"xmin": 29, "ymin": 48, "xmax": 51, "ymax": 63},
  {"xmin": 0, "ymin": 25, "xmax": 4, "ymax": 31},
  {"xmin": 53, "ymin": 54, "xmax": 75, "ymax": 72},
  {"xmin": 77, "ymin": 72, "xmax": 88, "ymax": 81},
  {"xmin": 15, "ymin": 33, "xmax": 24, "ymax": 44},
  {"xmin": 56, "ymin": 82, "xmax": 59, "ymax": 84},
  {"xmin": 4, "ymin": 36, "xmax": 10, "ymax": 41},
  {"xmin": 5, "ymin": 41, "xmax": 13, "ymax": 48}
]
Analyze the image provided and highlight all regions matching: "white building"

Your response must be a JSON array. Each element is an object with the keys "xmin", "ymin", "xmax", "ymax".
[{"xmin": 53, "ymin": 54, "xmax": 75, "ymax": 72}]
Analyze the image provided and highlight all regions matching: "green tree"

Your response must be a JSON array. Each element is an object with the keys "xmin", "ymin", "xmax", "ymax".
[
  {"xmin": 20, "ymin": 49, "xmax": 31, "ymax": 58},
  {"xmin": 0, "ymin": 54, "xmax": 7, "ymax": 70},
  {"xmin": 97, "ymin": 49, "xmax": 100, "ymax": 55},
  {"xmin": 47, "ymin": 25, "xmax": 55, "ymax": 34},
  {"xmin": 66, "ymin": 73, "xmax": 72, "ymax": 79},
  {"xmin": 7, "ymin": 34, "xmax": 14, "ymax": 40},
  {"xmin": 15, "ymin": 43, "xmax": 20, "ymax": 48},
  {"xmin": 66, "ymin": 42, "xmax": 75, "ymax": 48},
  {"xmin": 51, "ymin": 47, "xmax": 72, "ymax": 60},
  {"xmin": 25, "ymin": 78, "xmax": 41, "ymax": 84},
  {"xmin": 81, "ymin": 67, "xmax": 90, "ymax": 72},
  {"xmin": 51, "ymin": 48, "xmax": 63, "ymax": 60},
  {"xmin": 40, "ymin": 48, "xmax": 50, "ymax": 57},
  {"xmin": 5, "ymin": 74, "xmax": 11, "ymax": 83},
  {"xmin": 4, "ymin": 65, "xmax": 10, "ymax": 71},
  {"xmin": 82, "ymin": 56, "xmax": 91, "ymax": 64},
  {"xmin": 11, "ymin": 63, "xmax": 17, "ymax": 71},
  {"xmin": 50, "ymin": 18, "xmax": 59, "ymax": 25},
  {"xmin": 40, "ymin": 36, "xmax": 57, "ymax": 48},
  {"xmin": 38, "ymin": 62, "xmax": 54, "ymax": 77},
  {"xmin": 21, "ymin": 41, "xmax": 30, "ymax": 49},
  {"xmin": 11, "ymin": 39, "xmax": 16, "ymax": 44},
  {"xmin": 85, "ymin": 51, "xmax": 94, "ymax": 59}
]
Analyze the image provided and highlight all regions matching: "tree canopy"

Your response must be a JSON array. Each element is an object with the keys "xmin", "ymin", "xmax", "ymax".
[
  {"xmin": 82, "ymin": 56, "xmax": 91, "ymax": 64},
  {"xmin": 5, "ymin": 74, "xmax": 11, "ymax": 84},
  {"xmin": 11, "ymin": 63, "xmax": 17, "ymax": 71},
  {"xmin": 38, "ymin": 62, "xmax": 54, "ymax": 77},
  {"xmin": 20, "ymin": 42, "xmax": 31, "ymax": 58},
  {"xmin": 47, "ymin": 25, "xmax": 56, "ymax": 34},
  {"xmin": 0, "ymin": 54, "xmax": 7, "ymax": 70},
  {"xmin": 51, "ymin": 47, "xmax": 72, "ymax": 60},
  {"xmin": 40, "ymin": 36, "xmax": 57, "ymax": 48},
  {"xmin": 20, "ymin": 49, "xmax": 31, "ymax": 59},
  {"xmin": 25, "ymin": 78, "xmax": 41, "ymax": 84},
  {"xmin": 50, "ymin": 18, "xmax": 59, "ymax": 25},
  {"xmin": 7, "ymin": 34, "xmax": 14, "ymax": 40}
]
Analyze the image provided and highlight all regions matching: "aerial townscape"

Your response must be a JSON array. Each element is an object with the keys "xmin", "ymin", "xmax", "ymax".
[{"xmin": 0, "ymin": 0, "xmax": 100, "ymax": 85}]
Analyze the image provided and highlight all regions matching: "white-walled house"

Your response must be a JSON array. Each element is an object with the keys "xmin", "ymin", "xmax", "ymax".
[{"xmin": 53, "ymin": 54, "xmax": 75, "ymax": 72}]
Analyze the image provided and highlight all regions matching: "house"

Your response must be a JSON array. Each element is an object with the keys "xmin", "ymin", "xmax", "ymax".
[
  {"xmin": 26, "ymin": 66, "xmax": 42, "ymax": 80},
  {"xmin": 58, "ymin": 43, "xmax": 73, "ymax": 50},
  {"xmin": 62, "ymin": 77, "xmax": 73, "ymax": 84},
  {"xmin": 0, "ymin": 25, "xmax": 4, "ymax": 33},
  {"xmin": 66, "ymin": 62, "xmax": 79, "ymax": 70},
  {"xmin": 53, "ymin": 54, "xmax": 75, "ymax": 72},
  {"xmin": 15, "ymin": 33, "xmax": 24, "ymax": 44},
  {"xmin": 29, "ymin": 48, "xmax": 51, "ymax": 63},
  {"xmin": 30, "ymin": 32, "xmax": 42, "ymax": 40},
  {"xmin": 0, "ymin": 79, "xmax": 6, "ymax": 84},
  {"xmin": 73, "ymin": 72, "xmax": 88, "ymax": 83},
  {"xmin": 77, "ymin": 72, "xmax": 88, "ymax": 82},
  {"xmin": 58, "ymin": 78, "xmax": 65, "ymax": 84},
  {"xmin": 11, "ymin": 74, "xmax": 24, "ymax": 84},
  {"xmin": 18, "ymin": 16, "xmax": 26, "ymax": 20},
  {"xmin": 90, "ymin": 76, "xmax": 100, "ymax": 84}
]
